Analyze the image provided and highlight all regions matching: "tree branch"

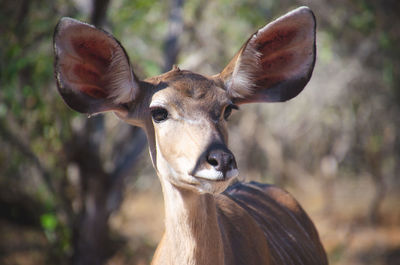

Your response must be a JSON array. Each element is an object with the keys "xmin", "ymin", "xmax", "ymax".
[
  {"xmin": 0, "ymin": 118, "xmax": 56, "ymax": 195},
  {"xmin": 0, "ymin": 117, "xmax": 74, "ymax": 226}
]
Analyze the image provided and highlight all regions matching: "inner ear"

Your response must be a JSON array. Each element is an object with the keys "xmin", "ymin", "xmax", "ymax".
[
  {"xmin": 62, "ymin": 34, "xmax": 113, "ymax": 98},
  {"xmin": 218, "ymin": 7, "xmax": 316, "ymax": 104},
  {"xmin": 54, "ymin": 18, "xmax": 139, "ymax": 114}
]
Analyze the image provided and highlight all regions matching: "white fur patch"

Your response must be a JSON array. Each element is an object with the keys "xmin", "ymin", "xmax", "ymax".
[
  {"xmin": 195, "ymin": 168, "xmax": 238, "ymax": 181},
  {"xmin": 195, "ymin": 168, "xmax": 224, "ymax": 181},
  {"xmin": 227, "ymin": 40, "xmax": 261, "ymax": 99}
]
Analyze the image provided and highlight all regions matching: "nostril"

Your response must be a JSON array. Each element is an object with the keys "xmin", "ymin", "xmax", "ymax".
[
  {"xmin": 205, "ymin": 145, "xmax": 237, "ymax": 174},
  {"xmin": 207, "ymin": 155, "xmax": 219, "ymax": 167}
]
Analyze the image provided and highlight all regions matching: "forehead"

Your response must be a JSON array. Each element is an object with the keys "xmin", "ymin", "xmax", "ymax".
[{"xmin": 151, "ymin": 70, "xmax": 229, "ymax": 107}]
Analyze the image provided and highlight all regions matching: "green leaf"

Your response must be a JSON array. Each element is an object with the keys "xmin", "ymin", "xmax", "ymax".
[{"xmin": 40, "ymin": 213, "xmax": 58, "ymax": 231}]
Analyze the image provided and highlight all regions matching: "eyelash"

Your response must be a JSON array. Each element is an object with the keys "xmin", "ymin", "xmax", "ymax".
[
  {"xmin": 150, "ymin": 107, "xmax": 169, "ymax": 123},
  {"xmin": 224, "ymin": 104, "xmax": 239, "ymax": 120}
]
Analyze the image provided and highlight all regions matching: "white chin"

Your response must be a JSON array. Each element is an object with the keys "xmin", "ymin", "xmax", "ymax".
[{"xmin": 194, "ymin": 168, "xmax": 239, "ymax": 181}]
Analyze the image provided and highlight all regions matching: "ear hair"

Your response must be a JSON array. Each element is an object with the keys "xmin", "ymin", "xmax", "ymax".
[
  {"xmin": 219, "ymin": 6, "xmax": 316, "ymax": 104},
  {"xmin": 106, "ymin": 48, "xmax": 138, "ymax": 104},
  {"xmin": 226, "ymin": 43, "xmax": 262, "ymax": 99}
]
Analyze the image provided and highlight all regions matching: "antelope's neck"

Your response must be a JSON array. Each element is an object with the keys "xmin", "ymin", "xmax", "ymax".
[{"xmin": 159, "ymin": 181, "xmax": 225, "ymax": 265}]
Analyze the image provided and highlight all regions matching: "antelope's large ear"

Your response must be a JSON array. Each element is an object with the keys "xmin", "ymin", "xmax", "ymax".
[
  {"xmin": 53, "ymin": 18, "xmax": 139, "ymax": 115},
  {"xmin": 218, "ymin": 6, "xmax": 316, "ymax": 104}
]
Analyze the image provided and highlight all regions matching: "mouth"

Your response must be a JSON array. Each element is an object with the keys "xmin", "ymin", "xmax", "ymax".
[{"xmin": 194, "ymin": 168, "xmax": 239, "ymax": 182}]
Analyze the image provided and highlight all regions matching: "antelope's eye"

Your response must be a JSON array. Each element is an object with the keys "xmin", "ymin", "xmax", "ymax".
[
  {"xmin": 150, "ymin": 107, "xmax": 169, "ymax": 123},
  {"xmin": 223, "ymin": 104, "xmax": 239, "ymax": 120}
]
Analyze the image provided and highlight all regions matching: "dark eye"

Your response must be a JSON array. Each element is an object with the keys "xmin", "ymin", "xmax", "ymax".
[
  {"xmin": 223, "ymin": 104, "xmax": 239, "ymax": 120},
  {"xmin": 151, "ymin": 107, "xmax": 169, "ymax": 123}
]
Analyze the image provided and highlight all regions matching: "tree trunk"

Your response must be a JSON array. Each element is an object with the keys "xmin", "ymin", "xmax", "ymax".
[{"xmin": 163, "ymin": 0, "xmax": 184, "ymax": 72}]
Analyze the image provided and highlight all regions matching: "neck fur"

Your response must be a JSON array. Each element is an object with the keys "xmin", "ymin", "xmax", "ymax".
[{"xmin": 159, "ymin": 180, "xmax": 224, "ymax": 265}]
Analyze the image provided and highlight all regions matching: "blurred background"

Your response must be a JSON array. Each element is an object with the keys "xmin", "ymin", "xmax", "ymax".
[{"xmin": 1, "ymin": 0, "xmax": 399, "ymax": 264}]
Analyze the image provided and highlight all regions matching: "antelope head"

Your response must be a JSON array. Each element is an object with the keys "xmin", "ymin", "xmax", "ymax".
[{"xmin": 54, "ymin": 7, "xmax": 316, "ymax": 195}]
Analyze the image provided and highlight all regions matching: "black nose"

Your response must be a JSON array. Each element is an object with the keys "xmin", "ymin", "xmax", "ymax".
[{"xmin": 206, "ymin": 147, "xmax": 236, "ymax": 175}]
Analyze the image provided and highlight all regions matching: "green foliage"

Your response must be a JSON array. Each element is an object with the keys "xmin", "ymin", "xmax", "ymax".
[
  {"xmin": 41, "ymin": 213, "xmax": 58, "ymax": 232},
  {"xmin": 110, "ymin": 0, "xmax": 167, "ymax": 77},
  {"xmin": 349, "ymin": 9, "xmax": 375, "ymax": 33},
  {"xmin": 0, "ymin": 1, "xmax": 76, "ymax": 262}
]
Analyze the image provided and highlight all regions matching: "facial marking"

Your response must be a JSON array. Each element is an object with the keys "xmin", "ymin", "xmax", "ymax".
[
  {"xmin": 149, "ymin": 70, "xmax": 237, "ymax": 194},
  {"xmin": 195, "ymin": 168, "xmax": 224, "ymax": 181}
]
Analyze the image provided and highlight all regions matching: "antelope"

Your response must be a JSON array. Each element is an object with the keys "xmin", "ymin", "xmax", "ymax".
[{"xmin": 54, "ymin": 6, "xmax": 328, "ymax": 265}]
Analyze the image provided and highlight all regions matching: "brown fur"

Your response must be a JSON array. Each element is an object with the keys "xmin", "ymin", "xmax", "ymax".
[{"xmin": 151, "ymin": 181, "xmax": 328, "ymax": 265}]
